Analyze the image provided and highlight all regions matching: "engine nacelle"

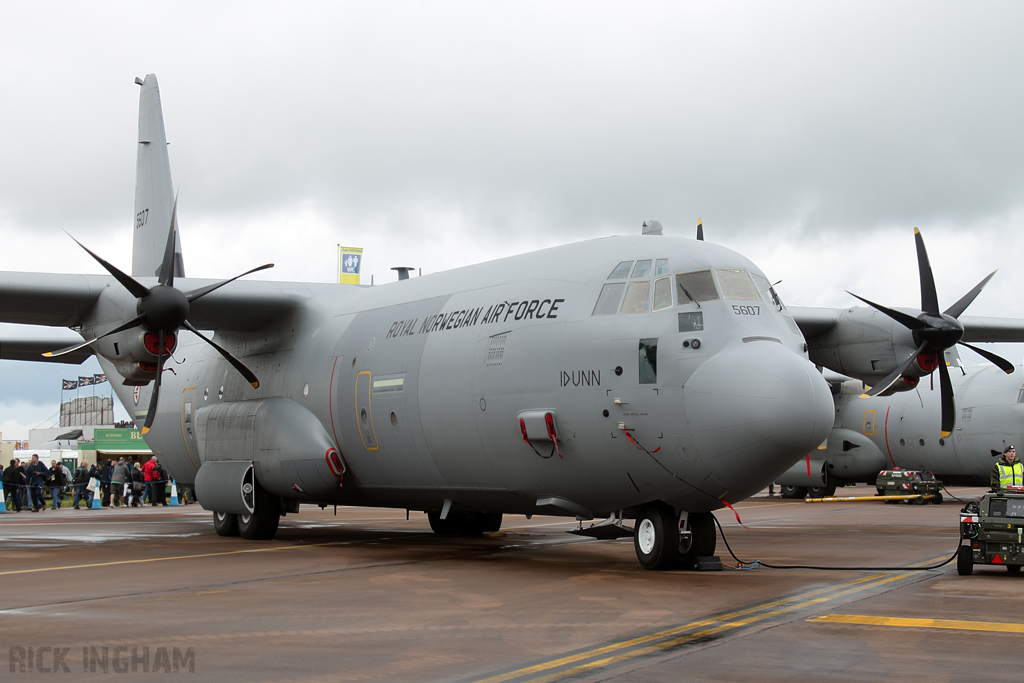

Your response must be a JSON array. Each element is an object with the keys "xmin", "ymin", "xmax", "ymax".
[
  {"xmin": 194, "ymin": 397, "xmax": 344, "ymax": 501},
  {"xmin": 807, "ymin": 306, "xmax": 919, "ymax": 386}
]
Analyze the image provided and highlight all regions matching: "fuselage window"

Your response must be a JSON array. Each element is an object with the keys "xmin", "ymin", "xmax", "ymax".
[
  {"xmin": 717, "ymin": 269, "xmax": 761, "ymax": 301},
  {"xmin": 608, "ymin": 261, "xmax": 633, "ymax": 279},
  {"xmin": 652, "ymin": 276, "xmax": 672, "ymax": 311},
  {"xmin": 620, "ymin": 281, "xmax": 651, "ymax": 314},
  {"xmin": 632, "ymin": 259, "xmax": 653, "ymax": 279},
  {"xmin": 676, "ymin": 270, "xmax": 719, "ymax": 304},
  {"xmin": 593, "ymin": 282, "xmax": 626, "ymax": 316},
  {"xmin": 639, "ymin": 338, "xmax": 658, "ymax": 384},
  {"xmin": 655, "ymin": 258, "xmax": 670, "ymax": 276}
]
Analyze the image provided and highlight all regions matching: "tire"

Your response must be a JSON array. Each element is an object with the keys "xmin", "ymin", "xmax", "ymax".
[
  {"xmin": 677, "ymin": 512, "xmax": 717, "ymax": 570},
  {"xmin": 1008, "ymin": 565, "xmax": 1021, "ymax": 574},
  {"xmin": 634, "ymin": 504, "xmax": 678, "ymax": 571},
  {"xmin": 427, "ymin": 511, "xmax": 460, "ymax": 535},
  {"xmin": 780, "ymin": 485, "xmax": 807, "ymax": 499},
  {"xmin": 213, "ymin": 511, "xmax": 240, "ymax": 537},
  {"xmin": 957, "ymin": 545, "xmax": 973, "ymax": 576},
  {"xmin": 807, "ymin": 483, "xmax": 837, "ymax": 498},
  {"xmin": 914, "ymin": 495, "xmax": 928, "ymax": 505},
  {"xmin": 931, "ymin": 492, "xmax": 943, "ymax": 505},
  {"xmin": 237, "ymin": 480, "xmax": 281, "ymax": 541}
]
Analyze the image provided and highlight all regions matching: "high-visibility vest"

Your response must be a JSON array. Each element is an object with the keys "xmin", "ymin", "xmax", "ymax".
[{"xmin": 997, "ymin": 462, "xmax": 1024, "ymax": 488}]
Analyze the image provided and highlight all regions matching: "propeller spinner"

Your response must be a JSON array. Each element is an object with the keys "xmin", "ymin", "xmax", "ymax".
[
  {"xmin": 847, "ymin": 228, "xmax": 1013, "ymax": 437},
  {"xmin": 45, "ymin": 199, "xmax": 272, "ymax": 434}
]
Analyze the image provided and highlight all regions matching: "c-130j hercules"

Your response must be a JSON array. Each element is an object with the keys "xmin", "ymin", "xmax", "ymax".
[{"xmin": 3, "ymin": 75, "xmax": 1024, "ymax": 570}]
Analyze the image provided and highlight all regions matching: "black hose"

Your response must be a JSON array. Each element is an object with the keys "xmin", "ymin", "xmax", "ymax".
[{"xmin": 712, "ymin": 514, "xmax": 958, "ymax": 571}]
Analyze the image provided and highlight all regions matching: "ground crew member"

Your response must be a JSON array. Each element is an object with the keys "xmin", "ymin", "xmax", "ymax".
[{"xmin": 991, "ymin": 445, "xmax": 1024, "ymax": 491}]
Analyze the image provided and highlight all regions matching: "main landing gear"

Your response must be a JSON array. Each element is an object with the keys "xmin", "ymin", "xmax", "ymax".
[
  {"xmin": 212, "ymin": 480, "xmax": 281, "ymax": 541},
  {"xmin": 633, "ymin": 503, "xmax": 716, "ymax": 571}
]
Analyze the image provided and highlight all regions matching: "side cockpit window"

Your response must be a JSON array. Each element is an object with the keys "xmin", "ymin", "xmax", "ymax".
[
  {"xmin": 717, "ymin": 269, "xmax": 760, "ymax": 301},
  {"xmin": 676, "ymin": 270, "xmax": 718, "ymax": 304},
  {"xmin": 593, "ymin": 282, "xmax": 626, "ymax": 316},
  {"xmin": 752, "ymin": 273, "xmax": 784, "ymax": 310}
]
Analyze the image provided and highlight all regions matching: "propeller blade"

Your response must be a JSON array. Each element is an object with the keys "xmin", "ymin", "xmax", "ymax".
[
  {"xmin": 185, "ymin": 264, "xmax": 274, "ymax": 303},
  {"xmin": 959, "ymin": 341, "xmax": 1016, "ymax": 374},
  {"xmin": 914, "ymin": 228, "xmax": 940, "ymax": 315},
  {"xmin": 182, "ymin": 321, "xmax": 260, "ymax": 388},
  {"xmin": 696, "ymin": 218, "xmax": 704, "ymax": 242},
  {"xmin": 140, "ymin": 331, "xmax": 166, "ymax": 435},
  {"xmin": 847, "ymin": 291, "xmax": 926, "ymax": 330},
  {"xmin": 937, "ymin": 357, "xmax": 955, "ymax": 437},
  {"xmin": 944, "ymin": 270, "xmax": 997, "ymax": 319},
  {"xmin": 66, "ymin": 232, "xmax": 150, "ymax": 299},
  {"xmin": 866, "ymin": 342, "xmax": 928, "ymax": 397},
  {"xmin": 158, "ymin": 193, "xmax": 179, "ymax": 287},
  {"xmin": 42, "ymin": 314, "xmax": 146, "ymax": 358}
]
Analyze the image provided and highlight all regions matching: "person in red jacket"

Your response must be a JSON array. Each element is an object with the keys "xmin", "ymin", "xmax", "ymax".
[{"xmin": 142, "ymin": 455, "xmax": 157, "ymax": 505}]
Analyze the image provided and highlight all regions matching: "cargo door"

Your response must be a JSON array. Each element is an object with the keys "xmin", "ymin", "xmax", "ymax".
[{"xmin": 180, "ymin": 387, "xmax": 199, "ymax": 468}]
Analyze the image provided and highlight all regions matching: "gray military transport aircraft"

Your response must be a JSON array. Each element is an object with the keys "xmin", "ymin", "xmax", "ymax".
[
  {"xmin": 775, "ymin": 355, "xmax": 1024, "ymax": 497},
  {"xmin": 3, "ymin": 75, "xmax": 1024, "ymax": 570}
]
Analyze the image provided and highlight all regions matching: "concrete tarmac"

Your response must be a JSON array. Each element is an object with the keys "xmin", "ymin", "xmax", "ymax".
[{"xmin": 0, "ymin": 485, "xmax": 1018, "ymax": 681}]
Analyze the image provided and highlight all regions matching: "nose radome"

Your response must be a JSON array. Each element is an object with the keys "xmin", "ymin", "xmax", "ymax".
[{"xmin": 683, "ymin": 342, "xmax": 834, "ymax": 497}]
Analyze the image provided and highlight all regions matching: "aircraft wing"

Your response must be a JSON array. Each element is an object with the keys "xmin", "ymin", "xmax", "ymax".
[
  {"xmin": 0, "ymin": 335, "xmax": 93, "ymax": 364},
  {"xmin": 0, "ymin": 272, "xmax": 110, "ymax": 326},
  {"xmin": 959, "ymin": 316, "xmax": 1024, "ymax": 343},
  {"xmin": 791, "ymin": 305, "xmax": 1024, "ymax": 344},
  {"xmin": 789, "ymin": 306, "xmax": 840, "ymax": 339},
  {"xmin": 0, "ymin": 270, "xmax": 322, "ymax": 334}
]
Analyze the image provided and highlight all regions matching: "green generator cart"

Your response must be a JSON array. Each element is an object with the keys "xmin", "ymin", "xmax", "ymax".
[
  {"xmin": 875, "ymin": 469, "xmax": 943, "ymax": 504},
  {"xmin": 958, "ymin": 489, "xmax": 1024, "ymax": 576}
]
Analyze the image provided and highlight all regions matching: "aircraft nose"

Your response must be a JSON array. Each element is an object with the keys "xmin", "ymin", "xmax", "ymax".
[{"xmin": 683, "ymin": 342, "xmax": 834, "ymax": 498}]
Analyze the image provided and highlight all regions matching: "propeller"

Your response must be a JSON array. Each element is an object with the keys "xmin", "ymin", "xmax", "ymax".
[
  {"xmin": 847, "ymin": 228, "xmax": 1012, "ymax": 437},
  {"xmin": 45, "ymin": 198, "xmax": 273, "ymax": 434},
  {"xmin": 696, "ymin": 218, "xmax": 704, "ymax": 242}
]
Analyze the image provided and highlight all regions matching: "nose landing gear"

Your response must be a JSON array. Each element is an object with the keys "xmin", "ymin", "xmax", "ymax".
[{"xmin": 634, "ymin": 503, "xmax": 717, "ymax": 570}]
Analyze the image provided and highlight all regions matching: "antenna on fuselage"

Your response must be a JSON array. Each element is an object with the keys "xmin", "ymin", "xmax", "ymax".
[{"xmin": 641, "ymin": 220, "xmax": 663, "ymax": 236}]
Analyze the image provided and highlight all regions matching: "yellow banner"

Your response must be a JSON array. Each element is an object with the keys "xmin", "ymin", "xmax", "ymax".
[{"xmin": 338, "ymin": 246, "xmax": 363, "ymax": 285}]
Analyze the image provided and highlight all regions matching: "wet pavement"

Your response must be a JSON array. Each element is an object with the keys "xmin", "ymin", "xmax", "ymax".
[{"xmin": 0, "ymin": 485, "xmax": 1017, "ymax": 681}]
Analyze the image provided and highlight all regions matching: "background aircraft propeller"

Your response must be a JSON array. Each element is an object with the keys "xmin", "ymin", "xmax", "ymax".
[
  {"xmin": 45, "ymin": 199, "xmax": 272, "ymax": 434},
  {"xmin": 847, "ymin": 228, "xmax": 1012, "ymax": 437}
]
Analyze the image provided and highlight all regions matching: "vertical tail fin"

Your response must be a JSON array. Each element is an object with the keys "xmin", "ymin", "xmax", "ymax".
[{"xmin": 132, "ymin": 74, "xmax": 184, "ymax": 278}]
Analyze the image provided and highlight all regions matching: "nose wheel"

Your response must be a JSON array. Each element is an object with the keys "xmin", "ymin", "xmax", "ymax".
[{"xmin": 634, "ymin": 504, "xmax": 716, "ymax": 570}]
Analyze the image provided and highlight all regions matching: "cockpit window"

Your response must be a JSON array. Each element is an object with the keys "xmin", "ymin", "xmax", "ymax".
[
  {"xmin": 676, "ymin": 270, "xmax": 718, "ymax": 304},
  {"xmin": 631, "ymin": 260, "xmax": 653, "ymax": 279},
  {"xmin": 608, "ymin": 261, "xmax": 633, "ymax": 279},
  {"xmin": 593, "ymin": 282, "xmax": 626, "ymax": 316},
  {"xmin": 652, "ymin": 277, "xmax": 672, "ymax": 311},
  {"xmin": 620, "ymin": 281, "xmax": 651, "ymax": 314},
  {"xmin": 655, "ymin": 258, "xmax": 669, "ymax": 276},
  {"xmin": 752, "ymin": 273, "xmax": 784, "ymax": 310},
  {"xmin": 716, "ymin": 269, "xmax": 760, "ymax": 301}
]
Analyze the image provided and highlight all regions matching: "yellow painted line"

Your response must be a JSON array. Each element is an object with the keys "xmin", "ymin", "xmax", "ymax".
[
  {"xmin": 811, "ymin": 614, "xmax": 1024, "ymax": 634},
  {"xmin": 0, "ymin": 542, "xmax": 339, "ymax": 577},
  {"xmin": 472, "ymin": 570, "xmax": 916, "ymax": 683}
]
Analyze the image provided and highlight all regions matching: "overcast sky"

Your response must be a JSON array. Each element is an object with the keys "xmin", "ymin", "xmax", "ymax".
[{"xmin": 1, "ymin": 2, "xmax": 1023, "ymax": 438}]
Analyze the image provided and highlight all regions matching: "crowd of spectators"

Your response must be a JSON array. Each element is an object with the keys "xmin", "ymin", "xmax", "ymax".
[{"xmin": 2, "ymin": 454, "xmax": 195, "ymax": 512}]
